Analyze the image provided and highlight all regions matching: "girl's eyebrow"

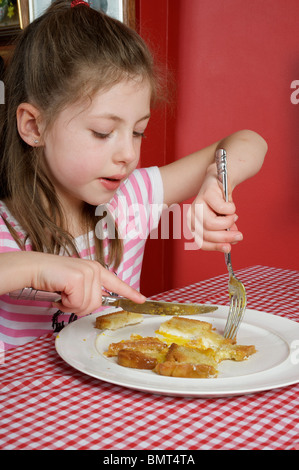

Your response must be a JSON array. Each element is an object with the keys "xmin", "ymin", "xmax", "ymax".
[{"xmin": 90, "ymin": 113, "xmax": 151, "ymax": 123}]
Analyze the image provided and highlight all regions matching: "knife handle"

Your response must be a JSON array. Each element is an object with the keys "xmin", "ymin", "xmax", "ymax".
[
  {"xmin": 100, "ymin": 295, "xmax": 121, "ymax": 306},
  {"xmin": 9, "ymin": 288, "xmax": 121, "ymax": 305},
  {"xmin": 9, "ymin": 288, "xmax": 62, "ymax": 302}
]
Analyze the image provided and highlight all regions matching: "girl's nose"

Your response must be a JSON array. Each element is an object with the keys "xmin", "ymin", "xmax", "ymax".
[{"xmin": 114, "ymin": 136, "xmax": 138, "ymax": 164}]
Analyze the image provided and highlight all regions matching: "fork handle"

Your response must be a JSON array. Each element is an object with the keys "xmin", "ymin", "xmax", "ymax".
[
  {"xmin": 215, "ymin": 148, "xmax": 234, "ymax": 271},
  {"xmin": 215, "ymin": 148, "xmax": 229, "ymax": 202}
]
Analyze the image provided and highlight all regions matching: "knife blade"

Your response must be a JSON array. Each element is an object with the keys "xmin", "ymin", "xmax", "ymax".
[
  {"xmin": 102, "ymin": 297, "xmax": 218, "ymax": 315},
  {"xmin": 9, "ymin": 288, "xmax": 217, "ymax": 315}
]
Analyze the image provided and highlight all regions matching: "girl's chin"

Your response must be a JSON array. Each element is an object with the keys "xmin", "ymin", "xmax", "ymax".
[{"xmin": 85, "ymin": 193, "xmax": 116, "ymax": 206}]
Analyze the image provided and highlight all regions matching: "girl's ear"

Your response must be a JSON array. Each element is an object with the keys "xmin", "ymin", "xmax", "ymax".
[{"xmin": 16, "ymin": 103, "xmax": 44, "ymax": 147}]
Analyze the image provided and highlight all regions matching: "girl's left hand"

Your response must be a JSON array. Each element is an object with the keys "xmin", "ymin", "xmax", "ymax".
[{"xmin": 187, "ymin": 172, "xmax": 243, "ymax": 253}]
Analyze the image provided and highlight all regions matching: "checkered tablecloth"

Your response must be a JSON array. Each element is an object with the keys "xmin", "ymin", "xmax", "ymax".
[{"xmin": 1, "ymin": 265, "xmax": 298, "ymax": 450}]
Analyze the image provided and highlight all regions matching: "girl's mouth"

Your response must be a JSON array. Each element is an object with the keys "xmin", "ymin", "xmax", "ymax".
[{"xmin": 99, "ymin": 176, "xmax": 124, "ymax": 191}]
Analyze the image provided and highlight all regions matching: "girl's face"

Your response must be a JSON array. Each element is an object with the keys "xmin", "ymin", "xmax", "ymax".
[{"xmin": 42, "ymin": 79, "xmax": 151, "ymax": 211}]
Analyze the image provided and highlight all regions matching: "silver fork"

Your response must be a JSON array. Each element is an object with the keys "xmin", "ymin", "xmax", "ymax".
[{"xmin": 215, "ymin": 148, "xmax": 247, "ymax": 340}]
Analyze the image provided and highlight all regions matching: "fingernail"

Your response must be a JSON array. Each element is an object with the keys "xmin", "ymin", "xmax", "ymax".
[
  {"xmin": 235, "ymin": 234, "xmax": 243, "ymax": 241},
  {"xmin": 233, "ymin": 215, "xmax": 239, "ymax": 222}
]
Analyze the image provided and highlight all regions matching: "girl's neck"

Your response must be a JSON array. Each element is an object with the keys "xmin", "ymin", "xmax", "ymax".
[
  {"xmin": 62, "ymin": 204, "xmax": 87, "ymax": 239},
  {"xmin": 51, "ymin": 190, "xmax": 87, "ymax": 238}
]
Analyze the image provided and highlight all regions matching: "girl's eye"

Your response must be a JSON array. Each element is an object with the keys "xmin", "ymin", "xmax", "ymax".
[
  {"xmin": 92, "ymin": 130, "xmax": 146, "ymax": 139},
  {"xmin": 92, "ymin": 131, "xmax": 112, "ymax": 139},
  {"xmin": 133, "ymin": 131, "xmax": 146, "ymax": 139}
]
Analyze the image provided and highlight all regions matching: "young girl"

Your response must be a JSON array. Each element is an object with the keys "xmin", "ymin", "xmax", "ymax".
[{"xmin": 0, "ymin": 0, "xmax": 267, "ymax": 350}]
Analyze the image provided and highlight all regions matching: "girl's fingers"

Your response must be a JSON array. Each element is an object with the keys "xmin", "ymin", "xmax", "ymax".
[
  {"xmin": 200, "ymin": 228, "xmax": 243, "ymax": 252},
  {"xmin": 203, "ymin": 228, "xmax": 243, "ymax": 244},
  {"xmin": 203, "ymin": 181, "xmax": 236, "ymax": 215},
  {"xmin": 204, "ymin": 213, "xmax": 238, "ymax": 231},
  {"xmin": 188, "ymin": 205, "xmax": 238, "ymax": 237},
  {"xmin": 200, "ymin": 240, "xmax": 232, "ymax": 253},
  {"xmin": 101, "ymin": 267, "xmax": 146, "ymax": 303},
  {"xmin": 31, "ymin": 254, "xmax": 145, "ymax": 316},
  {"xmin": 209, "ymin": 198, "xmax": 236, "ymax": 217},
  {"xmin": 52, "ymin": 260, "xmax": 145, "ymax": 316},
  {"xmin": 188, "ymin": 203, "xmax": 243, "ymax": 252}
]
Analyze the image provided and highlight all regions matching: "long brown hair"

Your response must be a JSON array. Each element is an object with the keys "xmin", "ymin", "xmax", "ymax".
[{"xmin": 0, "ymin": 0, "xmax": 162, "ymax": 269}]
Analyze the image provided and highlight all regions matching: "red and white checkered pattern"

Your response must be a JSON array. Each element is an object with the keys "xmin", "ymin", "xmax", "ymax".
[{"xmin": 1, "ymin": 266, "xmax": 298, "ymax": 450}]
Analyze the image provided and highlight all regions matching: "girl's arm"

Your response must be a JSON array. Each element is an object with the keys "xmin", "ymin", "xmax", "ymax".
[
  {"xmin": 0, "ymin": 251, "xmax": 145, "ymax": 315},
  {"xmin": 159, "ymin": 129, "xmax": 267, "ymax": 252}
]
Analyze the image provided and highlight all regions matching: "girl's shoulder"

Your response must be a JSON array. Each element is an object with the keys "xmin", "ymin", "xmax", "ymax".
[
  {"xmin": 0, "ymin": 200, "xmax": 27, "ymax": 248},
  {"xmin": 0, "ymin": 200, "xmax": 20, "ymax": 229},
  {"xmin": 0, "ymin": 199, "xmax": 11, "ymax": 226}
]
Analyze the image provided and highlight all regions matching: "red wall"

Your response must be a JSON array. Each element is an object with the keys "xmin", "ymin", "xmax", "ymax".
[{"xmin": 137, "ymin": 0, "xmax": 299, "ymax": 296}]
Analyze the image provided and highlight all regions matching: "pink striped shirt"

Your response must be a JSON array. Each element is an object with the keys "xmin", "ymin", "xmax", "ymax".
[{"xmin": 0, "ymin": 167, "xmax": 164, "ymax": 350}]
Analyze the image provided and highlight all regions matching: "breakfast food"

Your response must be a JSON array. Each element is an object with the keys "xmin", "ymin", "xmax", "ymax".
[
  {"xmin": 156, "ymin": 316, "xmax": 216, "ymax": 346},
  {"xmin": 154, "ymin": 361, "xmax": 217, "ymax": 378},
  {"xmin": 154, "ymin": 343, "xmax": 218, "ymax": 378},
  {"xmin": 103, "ymin": 316, "xmax": 256, "ymax": 378},
  {"xmin": 95, "ymin": 311, "xmax": 143, "ymax": 330},
  {"xmin": 118, "ymin": 350, "xmax": 158, "ymax": 370},
  {"xmin": 156, "ymin": 316, "xmax": 256, "ymax": 362},
  {"xmin": 104, "ymin": 335, "xmax": 169, "ymax": 369},
  {"xmin": 164, "ymin": 342, "xmax": 218, "ymax": 369},
  {"xmin": 105, "ymin": 335, "xmax": 168, "ymax": 360}
]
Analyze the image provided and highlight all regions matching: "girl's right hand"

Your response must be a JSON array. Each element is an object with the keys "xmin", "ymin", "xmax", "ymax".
[
  {"xmin": 0, "ymin": 251, "xmax": 145, "ymax": 316},
  {"xmin": 32, "ymin": 253, "xmax": 146, "ymax": 316}
]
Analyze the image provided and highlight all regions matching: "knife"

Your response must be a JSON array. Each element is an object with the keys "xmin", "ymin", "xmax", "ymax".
[{"xmin": 9, "ymin": 288, "xmax": 217, "ymax": 315}]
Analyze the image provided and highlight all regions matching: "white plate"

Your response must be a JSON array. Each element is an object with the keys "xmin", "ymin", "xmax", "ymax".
[{"xmin": 55, "ymin": 306, "xmax": 299, "ymax": 397}]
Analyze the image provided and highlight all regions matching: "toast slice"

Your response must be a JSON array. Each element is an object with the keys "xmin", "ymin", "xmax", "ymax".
[
  {"xmin": 154, "ymin": 343, "xmax": 218, "ymax": 378},
  {"xmin": 105, "ymin": 334, "xmax": 168, "ymax": 358},
  {"xmin": 156, "ymin": 316, "xmax": 214, "ymax": 345},
  {"xmin": 118, "ymin": 349, "xmax": 159, "ymax": 370},
  {"xmin": 165, "ymin": 342, "xmax": 218, "ymax": 368},
  {"xmin": 156, "ymin": 316, "xmax": 256, "ymax": 361},
  {"xmin": 95, "ymin": 310, "xmax": 143, "ymax": 331},
  {"xmin": 105, "ymin": 334, "xmax": 169, "ymax": 370},
  {"xmin": 154, "ymin": 361, "xmax": 217, "ymax": 378}
]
